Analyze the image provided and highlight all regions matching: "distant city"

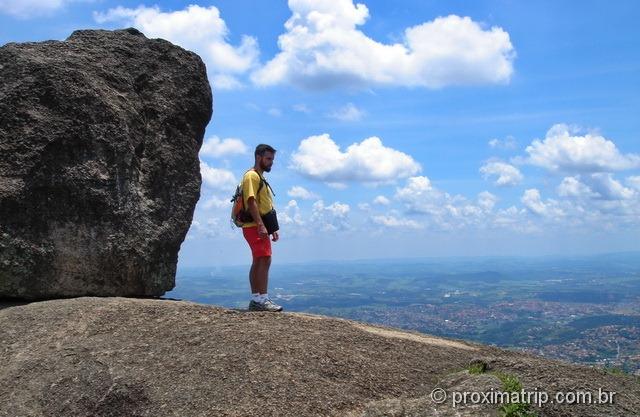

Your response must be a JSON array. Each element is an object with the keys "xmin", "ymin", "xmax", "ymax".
[{"xmin": 169, "ymin": 252, "xmax": 640, "ymax": 375}]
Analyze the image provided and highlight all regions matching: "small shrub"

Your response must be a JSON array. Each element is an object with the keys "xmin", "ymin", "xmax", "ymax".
[
  {"xmin": 468, "ymin": 361, "xmax": 487, "ymax": 374},
  {"xmin": 496, "ymin": 372, "xmax": 523, "ymax": 392},
  {"xmin": 493, "ymin": 372, "xmax": 538, "ymax": 417},
  {"xmin": 499, "ymin": 402, "xmax": 538, "ymax": 417},
  {"xmin": 603, "ymin": 366, "xmax": 625, "ymax": 376}
]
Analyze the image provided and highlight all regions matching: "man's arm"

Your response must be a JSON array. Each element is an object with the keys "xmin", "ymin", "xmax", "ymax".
[{"xmin": 247, "ymin": 197, "xmax": 268, "ymax": 238}]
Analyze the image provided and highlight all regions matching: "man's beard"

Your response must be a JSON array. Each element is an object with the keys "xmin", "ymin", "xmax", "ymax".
[{"xmin": 261, "ymin": 162, "xmax": 272, "ymax": 172}]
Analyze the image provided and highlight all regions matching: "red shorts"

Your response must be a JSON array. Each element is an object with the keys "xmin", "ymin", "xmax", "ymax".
[{"xmin": 242, "ymin": 226, "xmax": 272, "ymax": 258}]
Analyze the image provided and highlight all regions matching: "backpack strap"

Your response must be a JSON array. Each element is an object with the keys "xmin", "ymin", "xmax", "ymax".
[{"xmin": 251, "ymin": 168, "xmax": 275, "ymax": 198}]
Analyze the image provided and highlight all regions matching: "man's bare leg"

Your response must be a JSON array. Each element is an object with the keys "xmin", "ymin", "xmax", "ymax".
[
  {"xmin": 250, "ymin": 256, "xmax": 271, "ymax": 294},
  {"xmin": 248, "ymin": 256, "xmax": 281, "ymax": 311},
  {"xmin": 249, "ymin": 261, "xmax": 257, "ymax": 293}
]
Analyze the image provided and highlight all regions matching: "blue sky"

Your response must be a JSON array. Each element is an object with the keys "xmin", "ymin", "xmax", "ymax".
[{"xmin": 2, "ymin": 0, "xmax": 639, "ymax": 265}]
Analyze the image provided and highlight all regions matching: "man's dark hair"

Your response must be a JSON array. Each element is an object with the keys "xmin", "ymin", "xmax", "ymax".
[{"xmin": 255, "ymin": 144, "xmax": 276, "ymax": 158}]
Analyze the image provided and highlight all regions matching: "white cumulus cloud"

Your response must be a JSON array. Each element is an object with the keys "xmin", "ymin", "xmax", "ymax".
[
  {"xmin": 201, "ymin": 196, "xmax": 230, "ymax": 210},
  {"xmin": 566, "ymin": 174, "xmax": 636, "ymax": 201},
  {"xmin": 371, "ymin": 215, "xmax": 423, "ymax": 229},
  {"xmin": 373, "ymin": 195, "xmax": 390, "ymax": 205},
  {"xmin": 395, "ymin": 177, "xmax": 541, "ymax": 232},
  {"xmin": 488, "ymin": 136, "xmax": 517, "ymax": 150},
  {"xmin": 287, "ymin": 186, "xmax": 319, "ymax": 200},
  {"xmin": 293, "ymin": 103, "xmax": 311, "ymax": 113},
  {"xmin": 210, "ymin": 74, "xmax": 244, "ymax": 90},
  {"xmin": 200, "ymin": 136, "xmax": 248, "ymax": 158},
  {"xmin": 280, "ymin": 200, "xmax": 304, "ymax": 226},
  {"xmin": 524, "ymin": 124, "xmax": 640, "ymax": 172},
  {"xmin": 311, "ymin": 200, "xmax": 351, "ymax": 231},
  {"xmin": 187, "ymin": 217, "xmax": 235, "ymax": 239},
  {"xmin": 521, "ymin": 189, "xmax": 564, "ymax": 218},
  {"xmin": 395, "ymin": 176, "xmax": 441, "ymax": 210},
  {"xmin": 390, "ymin": 175, "xmax": 640, "ymax": 233},
  {"xmin": 480, "ymin": 161, "xmax": 523, "ymax": 186},
  {"xmin": 200, "ymin": 161, "xmax": 237, "ymax": 191},
  {"xmin": 290, "ymin": 134, "xmax": 421, "ymax": 184},
  {"xmin": 251, "ymin": 0, "xmax": 515, "ymax": 89},
  {"xmin": 586, "ymin": 174, "xmax": 635, "ymax": 201},
  {"xmin": 395, "ymin": 176, "xmax": 490, "ymax": 230},
  {"xmin": 279, "ymin": 199, "xmax": 353, "ymax": 233},
  {"xmin": 328, "ymin": 103, "xmax": 365, "ymax": 121},
  {"xmin": 477, "ymin": 191, "xmax": 498, "ymax": 211},
  {"xmin": 0, "ymin": 0, "xmax": 65, "ymax": 18},
  {"xmin": 626, "ymin": 176, "xmax": 640, "ymax": 191},
  {"xmin": 557, "ymin": 176, "xmax": 596, "ymax": 199},
  {"xmin": 267, "ymin": 107, "xmax": 282, "ymax": 117},
  {"xmin": 93, "ymin": 5, "xmax": 259, "ymax": 89}
]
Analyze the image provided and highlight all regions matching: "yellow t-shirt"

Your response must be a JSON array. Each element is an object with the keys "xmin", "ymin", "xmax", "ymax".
[{"xmin": 241, "ymin": 169, "xmax": 273, "ymax": 228}]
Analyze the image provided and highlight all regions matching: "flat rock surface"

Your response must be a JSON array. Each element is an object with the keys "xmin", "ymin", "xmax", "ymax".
[{"xmin": 1, "ymin": 297, "xmax": 638, "ymax": 416}]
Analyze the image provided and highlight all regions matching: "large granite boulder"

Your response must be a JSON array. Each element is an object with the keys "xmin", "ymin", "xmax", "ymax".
[{"xmin": 0, "ymin": 28, "xmax": 213, "ymax": 299}]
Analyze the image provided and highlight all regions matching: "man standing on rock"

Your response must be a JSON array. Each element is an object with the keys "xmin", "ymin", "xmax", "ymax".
[{"xmin": 242, "ymin": 144, "xmax": 282, "ymax": 312}]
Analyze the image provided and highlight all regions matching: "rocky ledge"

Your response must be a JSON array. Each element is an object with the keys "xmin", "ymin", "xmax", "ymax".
[{"xmin": 1, "ymin": 297, "xmax": 638, "ymax": 417}]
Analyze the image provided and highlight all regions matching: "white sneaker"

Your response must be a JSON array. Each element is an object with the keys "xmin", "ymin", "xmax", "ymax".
[{"xmin": 248, "ymin": 299, "xmax": 283, "ymax": 312}]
